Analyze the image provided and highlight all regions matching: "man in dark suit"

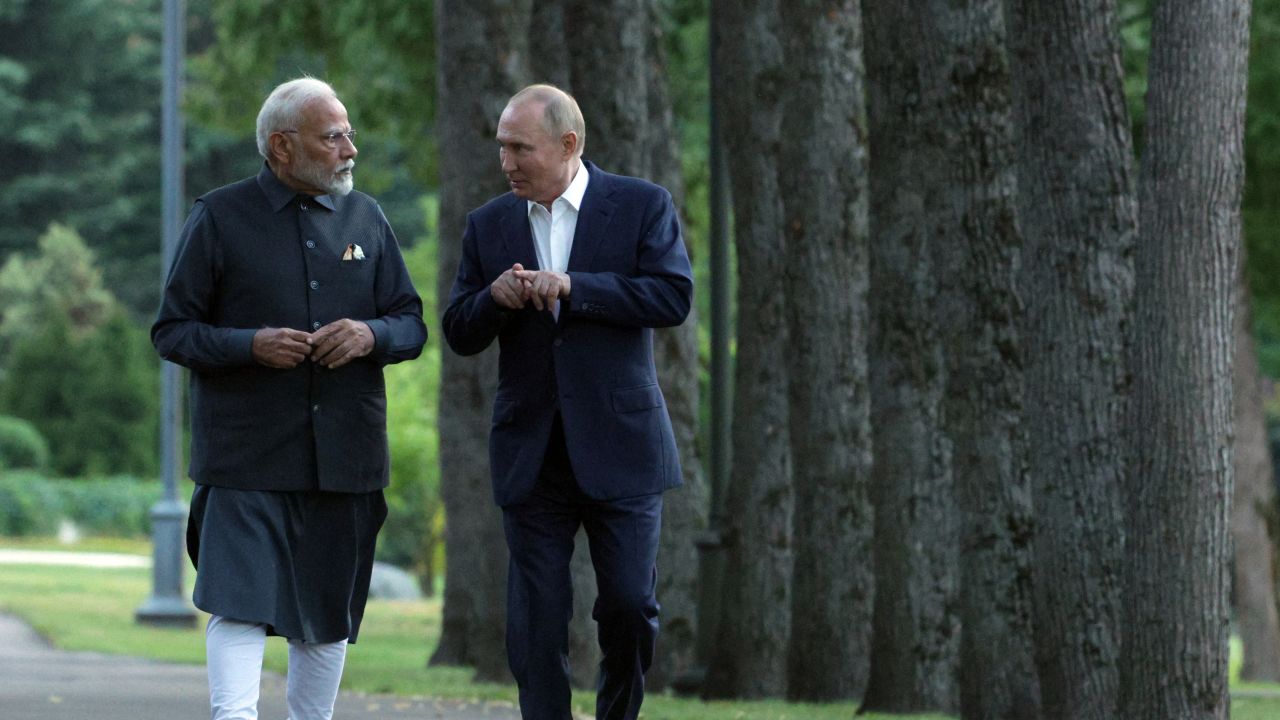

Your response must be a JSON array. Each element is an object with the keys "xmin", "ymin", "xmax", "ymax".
[
  {"xmin": 153, "ymin": 77, "xmax": 425, "ymax": 720},
  {"xmin": 442, "ymin": 84, "xmax": 693, "ymax": 720}
]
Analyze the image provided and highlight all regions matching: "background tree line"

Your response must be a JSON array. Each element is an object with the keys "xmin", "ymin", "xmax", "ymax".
[{"xmin": 0, "ymin": 0, "xmax": 1276, "ymax": 718}]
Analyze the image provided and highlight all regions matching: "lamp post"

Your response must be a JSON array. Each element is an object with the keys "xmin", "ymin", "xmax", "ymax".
[{"xmin": 136, "ymin": 0, "xmax": 195, "ymax": 628}]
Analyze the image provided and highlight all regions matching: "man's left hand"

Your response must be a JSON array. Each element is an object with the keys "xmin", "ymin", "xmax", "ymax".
[
  {"xmin": 512, "ymin": 269, "xmax": 570, "ymax": 312},
  {"xmin": 310, "ymin": 319, "xmax": 375, "ymax": 368}
]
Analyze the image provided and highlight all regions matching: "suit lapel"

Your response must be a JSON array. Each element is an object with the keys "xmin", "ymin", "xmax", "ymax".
[
  {"xmin": 500, "ymin": 196, "xmax": 540, "ymax": 271},
  {"xmin": 567, "ymin": 162, "xmax": 614, "ymax": 273}
]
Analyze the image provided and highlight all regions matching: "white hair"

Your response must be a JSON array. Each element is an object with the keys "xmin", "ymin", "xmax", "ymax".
[{"xmin": 255, "ymin": 77, "xmax": 339, "ymax": 160}]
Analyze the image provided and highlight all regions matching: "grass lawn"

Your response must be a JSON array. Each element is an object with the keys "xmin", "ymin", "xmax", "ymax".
[{"xmin": 3, "ymin": 539, "xmax": 1278, "ymax": 719}]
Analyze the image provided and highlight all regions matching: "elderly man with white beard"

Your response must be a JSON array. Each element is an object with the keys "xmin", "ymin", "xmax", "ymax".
[{"xmin": 152, "ymin": 77, "xmax": 426, "ymax": 720}]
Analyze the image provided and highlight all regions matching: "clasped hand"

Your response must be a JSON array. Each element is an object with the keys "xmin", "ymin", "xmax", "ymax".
[
  {"xmin": 251, "ymin": 319, "xmax": 374, "ymax": 369},
  {"xmin": 490, "ymin": 262, "xmax": 571, "ymax": 311}
]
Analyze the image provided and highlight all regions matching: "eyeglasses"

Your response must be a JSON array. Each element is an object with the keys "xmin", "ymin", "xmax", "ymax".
[{"xmin": 280, "ymin": 129, "xmax": 358, "ymax": 148}]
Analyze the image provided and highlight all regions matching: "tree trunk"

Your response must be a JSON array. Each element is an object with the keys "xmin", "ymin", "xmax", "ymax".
[
  {"xmin": 775, "ymin": 0, "xmax": 873, "ymax": 702},
  {"xmin": 529, "ymin": 0, "xmax": 570, "ymax": 87},
  {"xmin": 1119, "ymin": 0, "xmax": 1250, "ymax": 717},
  {"xmin": 702, "ymin": 0, "xmax": 794, "ymax": 699},
  {"xmin": 641, "ymin": 0, "xmax": 708, "ymax": 691},
  {"xmin": 1233, "ymin": 246, "xmax": 1280, "ymax": 682},
  {"xmin": 859, "ymin": 0, "xmax": 960, "ymax": 711},
  {"xmin": 1006, "ymin": 1, "xmax": 1136, "ymax": 718},
  {"xmin": 556, "ymin": 0, "xmax": 706, "ymax": 692},
  {"xmin": 907, "ymin": 2, "xmax": 1042, "ymax": 717},
  {"xmin": 431, "ymin": 0, "xmax": 531, "ymax": 683}
]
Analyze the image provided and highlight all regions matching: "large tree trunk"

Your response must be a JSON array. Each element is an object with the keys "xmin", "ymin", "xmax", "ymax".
[
  {"xmin": 702, "ymin": 0, "xmax": 794, "ymax": 699},
  {"xmin": 1119, "ymin": 0, "xmax": 1250, "ymax": 717},
  {"xmin": 430, "ymin": 0, "xmax": 531, "ymax": 683},
  {"xmin": 1233, "ymin": 245, "xmax": 1280, "ymax": 681},
  {"xmin": 555, "ymin": 0, "xmax": 706, "ymax": 692},
  {"xmin": 859, "ymin": 0, "xmax": 960, "ymax": 711},
  {"xmin": 1006, "ymin": 1, "xmax": 1136, "ymax": 718},
  {"xmin": 640, "ymin": 0, "xmax": 708, "ymax": 691},
  {"xmin": 911, "ymin": 2, "xmax": 1042, "ymax": 717},
  {"xmin": 775, "ymin": 0, "xmax": 873, "ymax": 702},
  {"xmin": 1233, "ymin": 247, "xmax": 1280, "ymax": 682}
]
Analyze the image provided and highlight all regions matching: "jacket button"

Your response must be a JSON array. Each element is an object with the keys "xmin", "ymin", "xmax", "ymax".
[
  {"xmin": 553, "ymin": 338, "xmax": 563, "ymax": 347},
  {"xmin": 305, "ymin": 240, "xmax": 316, "ymax": 249},
  {"xmin": 309, "ymin": 280, "xmax": 319, "ymax": 290},
  {"xmin": 312, "ymin": 321, "xmax": 321, "ymax": 330},
  {"xmin": 312, "ymin": 404, "xmax": 320, "ymax": 413}
]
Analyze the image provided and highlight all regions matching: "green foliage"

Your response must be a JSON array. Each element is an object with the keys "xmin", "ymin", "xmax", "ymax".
[
  {"xmin": 0, "ymin": 0, "xmax": 163, "ymax": 314},
  {"xmin": 0, "ymin": 414, "xmax": 48, "ymax": 471},
  {"xmin": 187, "ymin": 0, "xmax": 433, "ymax": 243},
  {"xmin": 56, "ymin": 476, "xmax": 160, "ymax": 536},
  {"xmin": 0, "ymin": 472, "xmax": 160, "ymax": 537},
  {"xmin": 1118, "ymin": 0, "xmax": 1150, "ymax": 149},
  {"xmin": 1245, "ymin": 2, "xmax": 1280, "ymax": 376},
  {"xmin": 0, "ymin": 223, "xmax": 157, "ymax": 477},
  {"xmin": 378, "ymin": 206, "xmax": 442, "ymax": 584},
  {"xmin": 1, "ymin": 309, "xmax": 157, "ymax": 478},
  {"xmin": 0, "ymin": 222, "xmax": 115, "ymax": 363},
  {"xmin": 0, "ymin": 470, "xmax": 63, "ymax": 536}
]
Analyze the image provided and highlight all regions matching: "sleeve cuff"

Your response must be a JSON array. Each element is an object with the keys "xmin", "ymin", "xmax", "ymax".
[
  {"xmin": 228, "ymin": 328, "xmax": 258, "ymax": 365},
  {"xmin": 364, "ymin": 319, "xmax": 391, "ymax": 354}
]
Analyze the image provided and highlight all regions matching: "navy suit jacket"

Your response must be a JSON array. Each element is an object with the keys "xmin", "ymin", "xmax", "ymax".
[{"xmin": 443, "ymin": 160, "xmax": 693, "ymax": 506}]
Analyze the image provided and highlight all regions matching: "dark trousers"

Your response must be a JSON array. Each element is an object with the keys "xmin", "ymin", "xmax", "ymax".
[{"xmin": 502, "ymin": 415, "xmax": 662, "ymax": 720}]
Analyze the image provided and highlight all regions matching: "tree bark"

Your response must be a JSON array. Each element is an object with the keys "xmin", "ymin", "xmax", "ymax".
[
  {"xmin": 431, "ymin": 0, "xmax": 531, "ymax": 683},
  {"xmin": 1006, "ymin": 1, "xmax": 1136, "ymax": 718},
  {"xmin": 529, "ymin": 0, "xmax": 570, "ymax": 87},
  {"xmin": 556, "ymin": 0, "xmax": 706, "ymax": 692},
  {"xmin": 703, "ymin": 0, "xmax": 794, "ymax": 699},
  {"xmin": 905, "ymin": 2, "xmax": 1043, "ymax": 717},
  {"xmin": 640, "ymin": 0, "xmax": 708, "ymax": 691},
  {"xmin": 1233, "ymin": 246, "xmax": 1280, "ymax": 683},
  {"xmin": 775, "ymin": 0, "xmax": 873, "ymax": 702},
  {"xmin": 859, "ymin": 0, "xmax": 960, "ymax": 711},
  {"xmin": 1119, "ymin": 0, "xmax": 1250, "ymax": 717}
]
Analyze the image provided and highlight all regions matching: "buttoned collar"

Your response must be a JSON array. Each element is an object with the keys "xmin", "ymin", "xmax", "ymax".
[
  {"xmin": 257, "ymin": 162, "xmax": 339, "ymax": 213},
  {"xmin": 526, "ymin": 159, "xmax": 589, "ymax": 217}
]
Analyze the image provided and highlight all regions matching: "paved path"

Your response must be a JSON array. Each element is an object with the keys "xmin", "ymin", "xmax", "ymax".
[
  {"xmin": 0, "ymin": 549, "xmax": 150, "ymax": 568},
  {"xmin": 0, "ymin": 613, "xmax": 522, "ymax": 719},
  {"xmin": 0, "ymin": 550, "xmax": 523, "ymax": 719}
]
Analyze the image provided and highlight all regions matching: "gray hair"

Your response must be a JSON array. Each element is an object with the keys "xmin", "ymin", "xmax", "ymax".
[
  {"xmin": 255, "ymin": 77, "xmax": 339, "ymax": 160},
  {"xmin": 509, "ymin": 84, "xmax": 586, "ymax": 157}
]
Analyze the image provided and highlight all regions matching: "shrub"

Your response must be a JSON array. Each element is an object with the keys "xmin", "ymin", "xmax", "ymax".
[
  {"xmin": 57, "ymin": 476, "xmax": 162, "ymax": 536},
  {"xmin": 0, "ymin": 472, "xmax": 160, "ymax": 538},
  {"xmin": 1, "ymin": 311, "xmax": 157, "ymax": 477},
  {"xmin": 0, "ymin": 471, "xmax": 63, "ymax": 535},
  {"xmin": 0, "ymin": 415, "xmax": 49, "ymax": 471}
]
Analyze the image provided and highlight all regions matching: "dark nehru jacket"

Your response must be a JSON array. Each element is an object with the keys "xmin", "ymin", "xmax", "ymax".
[{"xmin": 153, "ymin": 164, "xmax": 426, "ymax": 493}]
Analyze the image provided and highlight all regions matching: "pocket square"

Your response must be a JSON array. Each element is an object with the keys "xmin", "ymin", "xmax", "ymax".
[{"xmin": 343, "ymin": 243, "xmax": 365, "ymax": 261}]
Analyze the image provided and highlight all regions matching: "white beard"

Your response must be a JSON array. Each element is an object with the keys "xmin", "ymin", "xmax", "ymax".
[{"xmin": 297, "ymin": 158, "xmax": 355, "ymax": 197}]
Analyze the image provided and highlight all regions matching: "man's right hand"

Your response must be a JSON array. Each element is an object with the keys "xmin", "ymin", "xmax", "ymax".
[
  {"xmin": 252, "ymin": 327, "xmax": 313, "ymax": 368},
  {"xmin": 491, "ymin": 262, "xmax": 533, "ymax": 310}
]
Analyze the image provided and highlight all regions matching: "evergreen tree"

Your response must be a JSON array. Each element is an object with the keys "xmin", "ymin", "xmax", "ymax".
[
  {"xmin": 0, "ymin": 0, "xmax": 163, "ymax": 314},
  {"xmin": 0, "ymin": 222, "xmax": 115, "ymax": 366}
]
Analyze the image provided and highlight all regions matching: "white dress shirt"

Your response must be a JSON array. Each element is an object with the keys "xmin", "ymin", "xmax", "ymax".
[{"xmin": 527, "ymin": 162, "xmax": 589, "ymax": 318}]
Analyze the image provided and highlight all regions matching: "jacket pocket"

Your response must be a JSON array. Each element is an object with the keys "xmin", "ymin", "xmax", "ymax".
[{"xmin": 611, "ymin": 383, "xmax": 663, "ymax": 413}]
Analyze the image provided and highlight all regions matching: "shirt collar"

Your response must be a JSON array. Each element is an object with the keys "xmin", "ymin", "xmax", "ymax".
[
  {"xmin": 527, "ymin": 160, "xmax": 589, "ymax": 216},
  {"xmin": 257, "ymin": 162, "xmax": 339, "ymax": 213}
]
